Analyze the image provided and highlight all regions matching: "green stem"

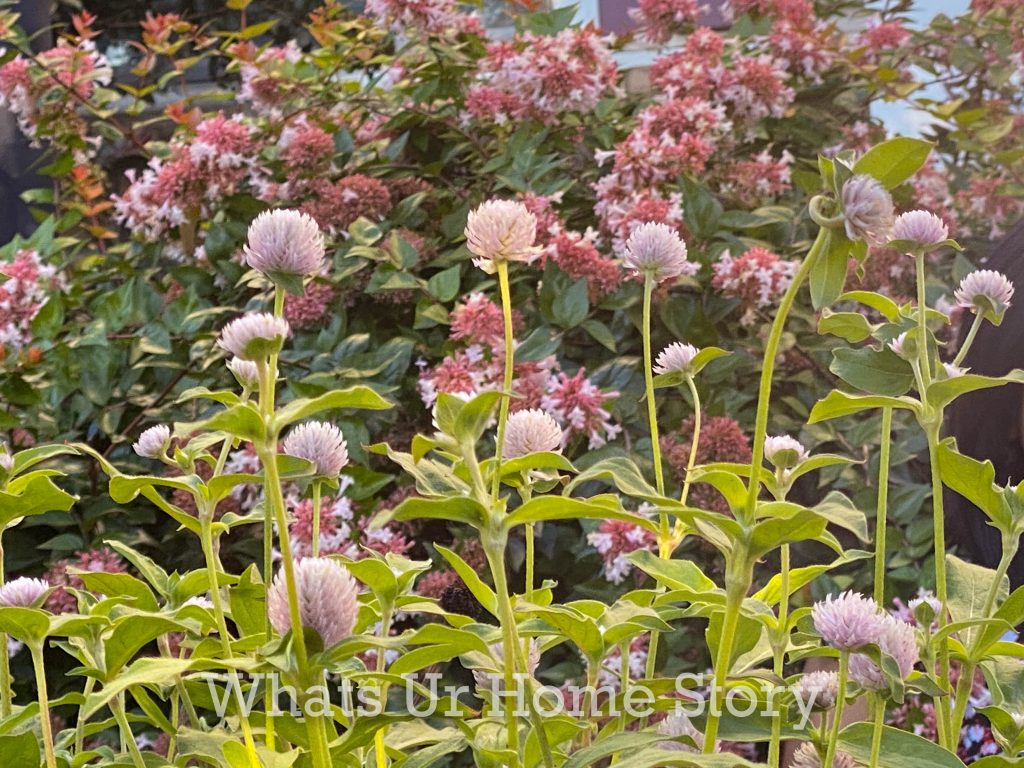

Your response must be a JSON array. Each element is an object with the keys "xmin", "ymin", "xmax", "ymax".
[
  {"xmin": 0, "ymin": 534, "xmax": 11, "ymax": 718},
  {"xmin": 679, "ymin": 376, "xmax": 701, "ymax": 506},
  {"xmin": 30, "ymin": 643, "xmax": 58, "ymax": 768},
  {"xmin": 874, "ymin": 408, "xmax": 893, "ymax": 606},
  {"xmin": 525, "ymin": 523, "xmax": 535, "ymax": 600},
  {"xmin": 915, "ymin": 253, "xmax": 933, "ymax": 390},
  {"xmin": 868, "ymin": 695, "xmax": 885, "ymax": 768},
  {"xmin": 74, "ymin": 676, "xmax": 96, "ymax": 754},
  {"xmin": 641, "ymin": 276, "xmax": 665, "ymax": 498},
  {"xmin": 111, "ymin": 696, "xmax": 147, "ymax": 768},
  {"xmin": 312, "ymin": 481, "xmax": 322, "ymax": 559},
  {"xmin": 925, "ymin": 423, "xmax": 951, "ymax": 748},
  {"xmin": 486, "ymin": 543, "xmax": 521, "ymax": 768},
  {"xmin": 952, "ymin": 311, "xmax": 984, "ymax": 368},
  {"xmin": 768, "ymin": 544, "xmax": 791, "ymax": 768},
  {"xmin": 374, "ymin": 607, "xmax": 394, "ymax": 768},
  {"xmin": 703, "ymin": 557, "xmax": 751, "ymax": 753},
  {"xmin": 743, "ymin": 227, "xmax": 828, "ymax": 524},
  {"xmin": 491, "ymin": 261, "xmax": 515, "ymax": 503},
  {"xmin": 823, "ymin": 651, "xmax": 849, "ymax": 768}
]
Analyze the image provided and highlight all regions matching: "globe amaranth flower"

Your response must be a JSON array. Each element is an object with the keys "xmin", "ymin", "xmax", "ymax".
[
  {"xmin": 267, "ymin": 557, "xmax": 359, "ymax": 647},
  {"xmin": 653, "ymin": 342, "xmax": 699, "ymax": 376},
  {"xmin": 887, "ymin": 331, "xmax": 909, "ymax": 359},
  {"xmin": 283, "ymin": 421, "xmax": 349, "ymax": 478},
  {"xmin": 0, "ymin": 443, "xmax": 12, "ymax": 474},
  {"xmin": 0, "ymin": 576, "xmax": 49, "ymax": 607},
  {"xmin": 954, "ymin": 269, "xmax": 1014, "ymax": 323},
  {"xmin": 244, "ymin": 209, "xmax": 325, "ymax": 278},
  {"xmin": 763, "ymin": 435, "xmax": 808, "ymax": 469},
  {"xmin": 811, "ymin": 591, "xmax": 884, "ymax": 651},
  {"xmin": 464, "ymin": 199, "xmax": 540, "ymax": 274},
  {"xmin": 227, "ymin": 357, "xmax": 260, "ymax": 390},
  {"xmin": 791, "ymin": 669, "xmax": 840, "ymax": 711},
  {"xmin": 623, "ymin": 222, "xmax": 697, "ymax": 283},
  {"xmin": 473, "ymin": 639, "xmax": 540, "ymax": 689},
  {"xmin": 791, "ymin": 742, "xmax": 858, "ymax": 768},
  {"xmin": 848, "ymin": 614, "xmax": 919, "ymax": 691},
  {"xmin": 841, "ymin": 174, "xmax": 895, "ymax": 248},
  {"xmin": 133, "ymin": 424, "xmax": 171, "ymax": 459},
  {"xmin": 891, "ymin": 209, "xmax": 949, "ymax": 251},
  {"xmin": 218, "ymin": 313, "xmax": 290, "ymax": 361},
  {"xmin": 502, "ymin": 408, "xmax": 563, "ymax": 458},
  {"xmin": 941, "ymin": 362, "xmax": 968, "ymax": 379},
  {"xmin": 657, "ymin": 712, "xmax": 705, "ymax": 752}
]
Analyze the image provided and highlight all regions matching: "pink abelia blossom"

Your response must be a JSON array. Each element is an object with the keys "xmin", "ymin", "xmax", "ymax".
[
  {"xmin": 587, "ymin": 506, "xmax": 658, "ymax": 584},
  {"xmin": 0, "ymin": 249, "xmax": 60, "ymax": 352},
  {"xmin": 284, "ymin": 282, "xmax": 336, "ymax": 330},
  {"xmin": 541, "ymin": 368, "xmax": 621, "ymax": 449},
  {"xmin": 297, "ymin": 174, "xmax": 392, "ymax": 234},
  {"xmin": 449, "ymin": 293, "xmax": 512, "ymax": 350},
  {"xmin": 237, "ymin": 41, "xmax": 302, "ymax": 117},
  {"xmin": 364, "ymin": 0, "xmax": 483, "ymax": 36},
  {"xmin": 629, "ymin": 0, "xmax": 704, "ymax": 44},
  {"xmin": 712, "ymin": 246, "xmax": 797, "ymax": 319},
  {"xmin": 717, "ymin": 149, "xmax": 793, "ymax": 208},
  {"xmin": 45, "ymin": 547, "xmax": 128, "ymax": 614}
]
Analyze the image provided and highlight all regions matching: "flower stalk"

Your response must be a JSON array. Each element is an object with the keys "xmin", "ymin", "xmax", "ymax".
[{"xmin": 30, "ymin": 642, "xmax": 58, "ymax": 768}]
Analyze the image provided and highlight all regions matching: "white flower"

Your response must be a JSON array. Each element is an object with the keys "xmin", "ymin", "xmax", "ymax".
[
  {"xmin": 791, "ymin": 743, "xmax": 858, "ymax": 768},
  {"xmin": 812, "ymin": 591, "xmax": 884, "ymax": 651},
  {"xmin": 267, "ymin": 557, "xmax": 359, "ymax": 647},
  {"xmin": 0, "ymin": 577, "xmax": 49, "ymax": 607},
  {"xmin": 763, "ymin": 435, "xmax": 808, "ymax": 469},
  {"xmin": 888, "ymin": 332, "xmax": 909, "ymax": 359},
  {"xmin": 954, "ymin": 270, "xmax": 1014, "ymax": 321},
  {"xmin": 849, "ymin": 614, "xmax": 919, "ymax": 691},
  {"xmin": 502, "ymin": 409, "xmax": 563, "ymax": 458},
  {"xmin": 623, "ymin": 222, "xmax": 696, "ymax": 283},
  {"xmin": 653, "ymin": 342, "xmax": 699, "ymax": 376},
  {"xmin": 283, "ymin": 422, "xmax": 349, "ymax": 478},
  {"xmin": 0, "ymin": 443, "xmax": 12, "ymax": 474},
  {"xmin": 658, "ymin": 712, "xmax": 705, "ymax": 752},
  {"xmin": 218, "ymin": 313, "xmax": 290, "ymax": 360},
  {"xmin": 227, "ymin": 357, "xmax": 260, "ymax": 390},
  {"xmin": 941, "ymin": 362, "xmax": 967, "ymax": 379},
  {"xmin": 244, "ymin": 209, "xmax": 325, "ymax": 277},
  {"xmin": 791, "ymin": 670, "xmax": 840, "ymax": 711},
  {"xmin": 841, "ymin": 174, "xmax": 895, "ymax": 247},
  {"xmin": 465, "ymin": 200, "xmax": 539, "ymax": 274},
  {"xmin": 891, "ymin": 210, "xmax": 948, "ymax": 250},
  {"xmin": 133, "ymin": 425, "xmax": 171, "ymax": 459}
]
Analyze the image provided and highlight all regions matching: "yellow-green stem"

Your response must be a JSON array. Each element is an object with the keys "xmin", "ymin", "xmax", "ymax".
[
  {"xmin": 374, "ymin": 607, "xmax": 393, "ymax": 768},
  {"xmin": 869, "ymin": 695, "xmax": 885, "ymax": 768},
  {"xmin": 823, "ymin": 652, "xmax": 849, "ymax": 768},
  {"xmin": 641, "ymin": 276, "xmax": 665, "ymax": 498},
  {"xmin": 31, "ymin": 644, "xmax": 58, "ymax": 768},
  {"xmin": 525, "ymin": 523, "xmax": 535, "ymax": 600},
  {"xmin": 485, "ymin": 544, "xmax": 521, "ymax": 768},
  {"xmin": 952, "ymin": 311, "xmax": 984, "ymax": 368},
  {"xmin": 768, "ymin": 544, "xmax": 790, "ymax": 768},
  {"xmin": 111, "ymin": 695, "xmax": 147, "ymax": 768},
  {"xmin": 925, "ymin": 423, "xmax": 951, "ymax": 748},
  {"xmin": 679, "ymin": 376, "xmax": 701, "ymax": 506},
  {"xmin": 74, "ymin": 676, "xmax": 97, "ymax": 754},
  {"xmin": 0, "ymin": 534, "xmax": 10, "ymax": 718},
  {"xmin": 491, "ymin": 261, "xmax": 515, "ymax": 502},
  {"xmin": 914, "ymin": 253, "xmax": 933, "ymax": 391},
  {"xmin": 874, "ymin": 408, "xmax": 893, "ymax": 606},
  {"xmin": 704, "ymin": 559, "xmax": 751, "ymax": 753}
]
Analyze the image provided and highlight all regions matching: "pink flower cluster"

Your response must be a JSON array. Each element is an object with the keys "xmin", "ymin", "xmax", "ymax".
[
  {"xmin": 629, "ymin": 0, "xmax": 704, "ymax": 44},
  {"xmin": 364, "ymin": 0, "xmax": 483, "ymax": 36},
  {"xmin": 717, "ymin": 149, "xmax": 793, "ymax": 208},
  {"xmin": 712, "ymin": 246, "xmax": 797, "ymax": 320},
  {"xmin": 236, "ymin": 41, "xmax": 302, "ymax": 118},
  {"xmin": 44, "ymin": 547, "xmax": 127, "ymax": 614},
  {"xmin": 295, "ymin": 175, "xmax": 393, "ymax": 235},
  {"xmin": 0, "ymin": 249, "xmax": 60, "ymax": 352},
  {"xmin": 284, "ymin": 282, "xmax": 336, "ymax": 330},
  {"xmin": 587, "ymin": 505, "xmax": 658, "ymax": 584},
  {"xmin": 286, "ymin": 488, "xmax": 412, "ymax": 560},
  {"xmin": 465, "ymin": 26, "xmax": 618, "ymax": 126}
]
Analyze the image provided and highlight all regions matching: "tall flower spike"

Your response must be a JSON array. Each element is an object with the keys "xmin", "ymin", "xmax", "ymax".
[
  {"xmin": 0, "ymin": 576, "xmax": 49, "ymax": 607},
  {"xmin": 244, "ymin": 209, "xmax": 325, "ymax": 277},
  {"xmin": 849, "ymin": 614, "xmax": 919, "ymax": 691},
  {"xmin": 267, "ymin": 557, "xmax": 359, "ymax": 647},
  {"xmin": 217, "ymin": 313, "xmax": 290, "ymax": 361},
  {"xmin": 653, "ymin": 342, "xmax": 699, "ymax": 376},
  {"xmin": 283, "ymin": 422, "xmax": 349, "ymax": 478},
  {"xmin": 502, "ymin": 409, "xmax": 563, "ymax": 458},
  {"xmin": 465, "ymin": 199, "xmax": 539, "ymax": 274},
  {"xmin": 811, "ymin": 591, "xmax": 884, "ymax": 651},
  {"xmin": 891, "ymin": 209, "xmax": 948, "ymax": 251},
  {"xmin": 841, "ymin": 174, "xmax": 895, "ymax": 248},
  {"xmin": 133, "ymin": 424, "xmax": 171, "ymax": 459},
  {"xmin": 954, "ymin": 269, "xmax": 1014, "ymax": 324},
  {"xmin": 623, "ymin": 222, "xmax": 696, "ymax": 283},
  {"xmin": 227, "ymin": 357, "xmax": 260, "ymax": 390}
]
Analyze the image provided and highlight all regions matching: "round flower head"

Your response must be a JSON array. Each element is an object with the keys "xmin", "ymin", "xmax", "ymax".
[
  {"xmin": 244, "ymin": 209, "xmax": 325, "ymax": 277},
  {"xmin": 941, "ymin": 362, "xmax": 967, "ymax": 379},
  {"xmin": 473, "ymin": 639, "xmax": 540, "ymax": 689},
  {"xmin": 887, "ymin": 331, "xmax": 909, "ymax": 359},
  {"xmin": 133, "ymin": 424, "xmax": 171, "ymax": 459},
  {"xmin": 954, "ymin": 269, "xmax": 1014, "ymax": 324},
  {"xmin": 218, "ymin": 313, "xmax": 290, "ymax": 361},
  {"xmin": 891, "ymin": 210, "xmax": 948, "ymax": 251},
  {"xmin": 502, "ymin": 409, "xmax": 563, "ymax": 459},
  {"xmin": 658, "ymin": 712, "xmax": 705, "ymax": 752},
  {"xmin": 841, "ymin": 174, "xmax": 895, "ymax": 248},
  {"xmin": 0, "ymin": 443, "xmax": 12, "ymax": 474},
  {"xmin": 792, "ymin": 669, "xmax": 840, "ymax": 711},
  {"xmin": 653, "ymin": 342, "xmax": 699, "ymax": 376},
  {"xmin": 283, "ymin": 421, "xmax": 349, "ymax": 478},
  {"xmin": 763, "ymin": 435, "xmax": 808, "ymax": 469},
  {"xmin": 623, "ymin": 222, "xmax": 696, "ymax": 283},
  {"xmin": 791, "ymin": 742, "xmax": 858, "ymax": 768},
  {"xmin": 811, "ymin": 591, "xmax": 884, "ymax": 651},
  {"xmin": 849, "ymin": 614, "xmax": 919, "ymax": 691},
  {"xmin": 465, "ymin": 199, "xmax": 539, "ymax": 274},
  {"xmin": 908, "ymin": 593, "xmax": 942, "ymax": 625},
  {"xmin": 227, "ymin": 357, "xmax": 260, "ymax": 390},
  {"xmin": 267, "ymin": 557, "xmax": 359, "ymax": 647},
  {"xmin": 0, "ymin": 576, "xmax": 50, "ymax": 607}
]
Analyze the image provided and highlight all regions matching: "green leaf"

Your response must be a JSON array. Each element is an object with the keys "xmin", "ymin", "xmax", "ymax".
[
  {"xmin": 73, "ymin": 571, "xmax": 158, "ymax": 611},
  {"xmin": 0, "ymin": 731, "xmax": 41, "ymax": 768},
  {"xmin": 10, "ymin": 444, "xmax": 79, "ymax": 476},
  {"xmin": 565, "ymin": 456, "xmax": 665, "ymax": 505},
  {"xmin": 0, "ymin": 607, "xmax": 49, "ymax": 645},
  {"xmin": 926, "ymin": 370, "xmax": 1024, "ymax": 411},
  {"xmin": 181, "ymin": 402, "xmax": 266, "ymax": 443},
  {"xmin": 810, "ymin": 231, "xmax": 849, "ymax": 309},
  {"xmin": 852, "ymin": 137, "xmax": 933, "ymax": 189},
  {"xmin": 808, "ymin": 391, "xmax": 918, "ymax": 423},
  {"xmin": 454, "ymin": 391, "xmax": 501, "ymax": 446},
  {"xmin": 830, "ymin": 347, "xmax": 915, "ymax": 396},
  {"xmin": 840, "ymin": 290, "xmax": 901, "ymax": 322},
  {"xmin": 812, "ymin": 491, "xmax": 871, "ymax": 542},
  {"xmin": 104, "ymin": 614, "xmax": 186, "ymax": 674},
  {"xmin": 937, "ymin": 440, "xmax": 1012, "ymax": 534},
  {"xmin": 435, "ymin": 545, "xmax": 497, "ymax": 617},
  {"xmin": 505, "ymin": 495, "xmax": 657, "ymax": 532},
  {"xmin": 427, "ymin": 266, "xmax": 461, "ymax": 302},
  {"xmin": 273, "ymin": 386, "xmax": 392, "ymax": 431},
  {"xmin": 552, "ymin": 278, "xmax": 589, "ymax": 329},
  {"xmin": 818, "ymin": 310, "xmax": 874, "ymax": 343},
  {"xmin": 228, "ymin": 564, "xmax": 266, "ymax": 639},
  {"xmin": 379, "ymin": 496, "xmax": 488, "ymax": 529},
  {"xmin": 947, "ymin": 554, "xmax": 1007, "ymax": 650},
  {"xmin": 627, "ymin": 550, "xmax": 716, "ymax": 593},
  {"xmin": 840, "ymin": 722, "xmax": 964, "ymax": 768},
  {"xmin": 83, "ymin": 657, "xmax": 197, "ymax": 718},
  {"xmin": 0, "ymin": 473, "xmax": 76, "ymax": 530}
]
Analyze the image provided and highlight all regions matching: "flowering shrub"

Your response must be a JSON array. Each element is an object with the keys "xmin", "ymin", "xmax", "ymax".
[{"xmin": 0, "ymin": 0, "xmax": 1023, "ymax": 766}]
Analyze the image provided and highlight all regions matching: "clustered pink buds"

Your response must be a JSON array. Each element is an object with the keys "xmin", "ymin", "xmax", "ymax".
[
  {"xmin": 133, "ymin": 424, "xmax": 171, "ymax": 459},
  {"xmin": 502, "ymin": 409, "xmax": 563, "ymax": 458},
  {"xmin": 623, "ymin": 222, "xmax": 696, "ymax": 283},
  {"xmin": 811, "ymin": 591, "xmax": 884, "ymax": 650},
  {"xmin": 244, "ymin": 209, "xmax": 325, "ymax": 277},
  {"xmin": 464, "ymin": 200, "xmax": 540, "ymax": 274},
  {"xmin": 267, "ymin": 557, "xmax": 359, "ymax": 647},
  {"xmin": 653, "ymin": 342, "xmax": 699, "ymax": 376},
  {"xmin": 283, "ymin": 422, "xmax": 350, "ymax": 478},
  {"xmin": 0, "ymin": 576, "xmax": 49, "ymax": 608},
  {"xmin": 841, "ymin": 175, "xmax": 895, "ymax": 247},
  {"xmin": 218, "ymin": 313, "xmax": 290, "ymax": 360}
]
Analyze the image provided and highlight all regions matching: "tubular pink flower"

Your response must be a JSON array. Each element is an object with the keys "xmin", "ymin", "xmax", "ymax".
[
  {"xmin": 954, "ymin": 270, "xmax": 1014, "ymax": 317},
  {"xmin": 283, "ymin": 422, "xmax": 349, "ymax": 478},
  {"xmin": 133, "ymin": 425, "xmax": 170, "ymax": 459},
  {"xmin": 891, "ymin": 209, "xmax": 948, "ymax": 250},
  {"xmin": 848, "ymin": 614, "xmax": 919, "ymax": 691},
  {"xmin": 464, "ymin": 200, "xmax": 539, "ymax": 274},
  {"xmin": 811, "ymin": 591, "xmax": 884, "ymax": 651},
  {"xmin": 502, "ymin": 408, "xmax": 563, "ymax": 458},
  {"xmin": 244, "ymin": 209, "xmax": 325, "ymax": 277},
  {"xmin": 623, "ymin": 222, "xmax": 696, "ymax": 283},
  {"xmin": 0, "ymin": 576, "xmax": 49, "ymax": 607},
  {"xmin": 653, "ymin": 342, "xmax": 699, "ymax": 376},
  {"xmin": 791, "ymin": 670, "xmax": 840, "ymax": 711},
  {"xmin": 217, "ymin": 313, "xmax": 290, "ymax": 361},
  {"xmin": 841, "ymin": 174, "xmax": 895, "ymax": 247},
  {"xmin": 763, "ymin": 434, "xmax": 808, "ymax": 469},
  {"xmin": 267, "ymin": 557, "xmax": 359, "ymax": 647}
]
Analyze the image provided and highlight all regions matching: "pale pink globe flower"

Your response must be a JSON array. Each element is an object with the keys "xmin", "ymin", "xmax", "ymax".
[
  {"xmin": 653, "ymin": 342, "xmax": 699, "ymax": 376},
  {"xmin": 283, "ymin": 422, "xmax": 349, "ymax": 478},
  {"xmin": 244, "ymin": 209, "xmax": 325, "ymax": 277},
  {"xmin": 227, "ymin": 357, "xmax": 260, "ymax": 390},
  {"xmin": 657, "ymin": 712, "xmax": 706, "ymax": 752},
  {"xmin": 849, "ymin": 614, "xmax": 919, "ymax": 691},
  {"xmin": 0, "ymin": 576, "xmax": 50, "ymax": 607},
  {"xmin": 267, "ymin": 557, "xmax": 359, "ymax": 647},
  {"xmin": 791, "ymin": 669, "xmax": 840, "ymax": 711},
  {"xmin": 791, "ymin": 743, "xmax": 858, "ymax": 768},
  {"xmin": 763, "ymin": 435, "xmax": 808, "ymax": 469},
  {"xmin": 954, "ymin": 269, "xmax": 1014, "ymax": 318},
  {"xmin": 841, "ymin": 174, "xmax": 895, "ymax": 248},
  {"xmin": 0, "ymin": 443, "xmax": 13, "ymax": 474},
  {"xmin": 464, "ymin": 199, "xmax": 540, "ymax": 274},
  {"xmin": 891, "ymin": 209, "xmax": 948, "ymax": 250},
  {"xmin": 217, "ymin": 313, "xmax": 290, "ymax": 361},
  {"xmin": 133, "ymin": 424, "xmax": 170, "ymax": 459},
  {"xmin": 941, "ymin": 362, "xmax": 967, "ymax": 379},
  {"xmin": 811, "ymin": 591, "xmax": 884, "ymax": 651},
  {"xmin": 887, "ymin": 331, "xmax": 908, "ymax": 358},
  {"xmin": 623, "ymin": 222, "xmax": 697, "ymax": 283},
  {"xmin": 502, "ymin": 409, "xmax": 563, "ymax": 458}
]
